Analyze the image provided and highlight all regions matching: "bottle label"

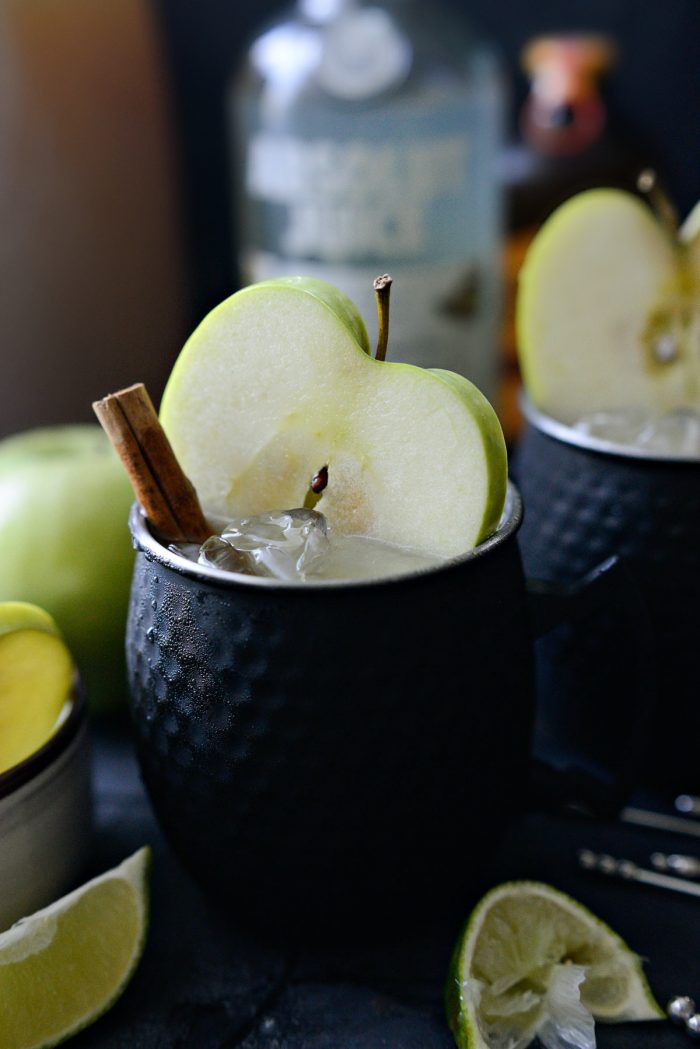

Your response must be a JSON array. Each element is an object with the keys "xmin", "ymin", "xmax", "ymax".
[
  {"xmin": 237, "ymin": 89, "xmax": 503, "ymax": 397},
  {"xmin": 246, "ymin": 131, "xmax": 470, "ymax": 261}
]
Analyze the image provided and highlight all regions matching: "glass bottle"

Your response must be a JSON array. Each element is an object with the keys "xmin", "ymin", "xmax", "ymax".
[
  {"xmin": 228, "ymin": 0, "xmax": 505, "ymax": 401},
  {"xmin": 500, "ymin": 35, "xmax": 644, "ymax": 439}
]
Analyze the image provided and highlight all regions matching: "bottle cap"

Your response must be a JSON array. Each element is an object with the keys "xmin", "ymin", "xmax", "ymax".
[
  {"xmin": 520, "ymin": 34, "xmax": 616, "ymax": 156},
  {"xmin": 317, "ymin": 8, "xmax": 412, "ymax": 99}
]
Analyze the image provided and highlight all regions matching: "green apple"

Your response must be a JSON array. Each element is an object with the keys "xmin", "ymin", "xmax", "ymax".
[
  {"xmin": 0, "ymin": 426, "xmax": 135, "ymax": 713},
  {"xmin": 517, "ymin": 189, "xmax": 700, "ymax": 424},
  {"xmin": 160, "ymin": 277, "xmax": 506, "ymax": 558},
  {"xmin": 0, "ymin": 601, "xmax": 75, "ymax": 773}
]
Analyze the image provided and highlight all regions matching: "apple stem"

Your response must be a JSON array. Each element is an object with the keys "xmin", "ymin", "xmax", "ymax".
[
  {"xmin": 637, "ymin": 169, "xmax": 678, "ymax": 240},
  {"xmin": 373, "ymin": 274, "xmax": 393, "ymax": 362}
]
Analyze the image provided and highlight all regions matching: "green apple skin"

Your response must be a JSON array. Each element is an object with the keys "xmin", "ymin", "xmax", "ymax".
[
  {"xmin": 160, "ymin": 277, "xmax": 506, "ymax": 557},
  {"xmin": 517, "ymin": 189, "xmax": 700, "ymax": 424},
  {"xmin": 0, "ymin": 426, "xmax": 135, "ymax": 714}
]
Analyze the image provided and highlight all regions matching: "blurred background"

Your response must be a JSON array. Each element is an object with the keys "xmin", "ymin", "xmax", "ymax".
[{"xmin": 2, "ymin": 0, "xmax": 699, "ymax": 438}]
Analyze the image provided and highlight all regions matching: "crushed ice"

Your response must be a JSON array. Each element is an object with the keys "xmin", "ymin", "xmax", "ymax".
[
  {"xmin": 171, "ymin": 507, "xmax": 439, "ymax": 583},
  {"xmin": 574, "ymin": 407, "xmax": 700, "ymax": 457},
  {"xmin": 199, "ymin": 508, "xmax": 329, "ymax": 582}
]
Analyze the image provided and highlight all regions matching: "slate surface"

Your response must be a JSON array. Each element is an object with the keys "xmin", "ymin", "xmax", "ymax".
[{"xmin": 72, "ymin": 722, "xmax": 698, "ymax": 1048}]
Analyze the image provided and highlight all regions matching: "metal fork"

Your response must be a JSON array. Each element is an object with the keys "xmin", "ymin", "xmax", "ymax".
[{"xmin": 578, "ymin": 849, "xmax": 700, "ymax": 899}]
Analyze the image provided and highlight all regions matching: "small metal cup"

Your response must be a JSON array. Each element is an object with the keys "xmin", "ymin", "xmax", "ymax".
[
  {"xmin": 514, "ymin": 398, "xmax": 700, "ymax": 792},
  {"xmin": 0, "ymin": 690, "xmax": 91, "ymax": 930}
]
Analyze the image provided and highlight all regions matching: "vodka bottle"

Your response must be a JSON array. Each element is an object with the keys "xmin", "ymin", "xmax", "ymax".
[{"xmin": 228, "ymin": 0, "xmax": 504, "ymax": 400}]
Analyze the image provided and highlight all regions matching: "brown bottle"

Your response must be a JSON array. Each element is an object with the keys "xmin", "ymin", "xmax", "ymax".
[{"xmin": 500, "ymin": 34, "xmax": 644, "ymax": 440}]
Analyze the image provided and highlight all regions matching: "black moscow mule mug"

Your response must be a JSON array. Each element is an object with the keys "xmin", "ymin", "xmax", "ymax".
[
  {"xmin": 125, "ymin": 482, "xmax": 653, "ymax": 931},
  {"xmin": 515, "ymin": 398, "xmax": 700, "ymax": 794}
]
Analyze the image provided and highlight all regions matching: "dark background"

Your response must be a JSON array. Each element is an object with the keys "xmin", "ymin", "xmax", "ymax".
[
  {"xmin": 152, "ymin": 0, "xmax": 700, "ymax": 323},
  {"xmin": 3, "ymin": 0, "xmax": 696, "ymax": 435}
]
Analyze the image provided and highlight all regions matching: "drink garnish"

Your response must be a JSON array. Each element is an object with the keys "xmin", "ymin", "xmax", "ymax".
[{"xmin": 93, "ymin": 383, "xmax": 210, "ymax": 545}]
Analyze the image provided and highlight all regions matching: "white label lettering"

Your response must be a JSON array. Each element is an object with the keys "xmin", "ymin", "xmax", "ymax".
[{"xmin": 246, "ymin": 133, "xmax": 468, "ymax": 259}]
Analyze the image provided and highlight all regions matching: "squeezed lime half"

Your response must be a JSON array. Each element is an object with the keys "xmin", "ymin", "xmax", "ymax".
[{"xmin": 446, "ymin": 880, "xmax": 663, "ymax": 1049}]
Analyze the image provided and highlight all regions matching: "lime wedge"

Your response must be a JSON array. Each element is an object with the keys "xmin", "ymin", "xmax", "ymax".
[
  {"xmin": 0, "ymin": 847, "xmax": 150, "ymax": 1049},
  {"xmin": 0, "ymin": 602, "xmax": 75, "ymax": 774},
  {"xmin": 446, "ymin": 881, "xmax": 663, "ymax": 1049}
]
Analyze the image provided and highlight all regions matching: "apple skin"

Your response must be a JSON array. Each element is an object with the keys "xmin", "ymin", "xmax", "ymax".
[
  {"xmin": 161, "ymin": 277, "xmax": 507, "ymax": 556},
  {"xmin": 517, "ymin": 189, "xmax": 699, "ymax": 423},
  {"xmin": 0, "ymin": 426, "xmax": 135, "ymax": 714},
  {"xmin": 0, "ymin": 600, "xmax": 63, "ymax": 639}
]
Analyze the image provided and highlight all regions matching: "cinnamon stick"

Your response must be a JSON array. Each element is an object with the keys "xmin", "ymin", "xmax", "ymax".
[{"xmin": 93, "ymin": 383, "xmax": 211, "ymax": 544}]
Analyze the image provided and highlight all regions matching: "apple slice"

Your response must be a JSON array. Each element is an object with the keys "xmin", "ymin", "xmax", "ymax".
[
  {"xmin": 517, "ymin": 189, "xmax": 700, "ymax": 424},
  {"xmin": 160, "ymin": 277, "xmax": 506, "ymax": 557},
  {"xmin": 0, "ymin": 601, "xmax": 75, "ymax": 774}
]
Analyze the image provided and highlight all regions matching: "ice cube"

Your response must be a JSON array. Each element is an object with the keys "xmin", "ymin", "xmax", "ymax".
[
  {"xmin": 199, "ymin": 508, "xmax": 330, "ymax": 581},
  {"xmin": 169, "ymin": 541, "xmax": 203, "ymax": 562},
  {"xmin": 574, "ymin": 408, "xmax": 649, "ymax": 446},
  {"xmin": 198, "ymin": 536, "xmax": 252, "ymax": 574},
  {"xmin": 636, "ymin": 408, "xmax": 700, "ymax": 457},
  {"xmin": 574, "ymin": 406, "xmax": 700, "ymax": 457},
  {"xmin": 175, "ymin": 508, "xmax": 443, "ymax": 583}
]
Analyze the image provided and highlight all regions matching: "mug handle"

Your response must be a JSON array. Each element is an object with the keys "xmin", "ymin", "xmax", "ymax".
[{"xmin": 526, "ymin": 556, "xmax": 657, "ymax": 817}]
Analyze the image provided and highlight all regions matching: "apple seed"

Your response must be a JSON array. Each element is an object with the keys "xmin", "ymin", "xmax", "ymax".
[{"xmin": 311, "ymin": 466, "xmax": 329, "ymax": 493}]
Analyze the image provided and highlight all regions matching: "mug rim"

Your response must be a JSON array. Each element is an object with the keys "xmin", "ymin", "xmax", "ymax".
[
  {"xmin": 521, "ymin": 394, "xmax": 700, "ymax": 464},
  {"xmin": 129, "ymin": 480, "xmax": 523, "ymax": 591},
  {"xmin": 0, "ymin": 684, "xmax": 86, "ymax": 801}
]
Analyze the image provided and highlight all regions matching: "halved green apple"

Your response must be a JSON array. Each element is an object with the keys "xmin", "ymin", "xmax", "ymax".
[
  {"xmin": 159, "ymin": 277, "xmax": 506, "ymax": 558},
  {"xmin": 517, "ymin": 189, "xmax": 700, "ymax": 424}
]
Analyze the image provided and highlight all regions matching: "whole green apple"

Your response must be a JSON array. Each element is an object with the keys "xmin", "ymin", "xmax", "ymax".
[{"xmin": 0, "ymin": 426, "xmax": 135, "ymax": 713}]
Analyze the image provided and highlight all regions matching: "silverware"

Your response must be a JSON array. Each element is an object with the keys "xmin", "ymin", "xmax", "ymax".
[
  {"xmin": 676, "ymin": 795, "xmax": 700, "ymax": 818},
  {"xmin": 668, "ymin": 997, "xmax": 700, "ymax": 1040},
  {"xmin": 651, "ymin": 852, "xmax": 700, "ymax": 878},
  {"xmin": 578, "ymin": 848, "xmax": 700, "ymax": 898},
  {"xmin": 621, "ymin": 805, "xmax": 700, "ymax": 839},
  {"xmin": 669, "ymin": 996, "xmax": 696, "ymax": 1024}
]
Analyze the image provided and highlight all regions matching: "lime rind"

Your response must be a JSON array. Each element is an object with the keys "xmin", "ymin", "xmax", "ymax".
[
  {"xmin": 0, "ymin": 846, "xmax": 150, "ymax": 1049},
  {"xmin": 446, "ymin": 880, "xmax": 663, "ymax": 1049}
]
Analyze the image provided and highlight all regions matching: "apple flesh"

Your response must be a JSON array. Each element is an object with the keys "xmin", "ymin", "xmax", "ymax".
[
  {"xmin": 160, "ymin": 277, "xmax": 507, "ymax": 558},
  {"xmin": 0, "ymin": 426, "xmax": 135, "ymax": 713},
  {"xmin": 517, "ymin": 189, "xmax": 700, "ymax": 424},
  {"xmin": 0, "ymin": 601, "xmax": 75, "ymax": 773}
]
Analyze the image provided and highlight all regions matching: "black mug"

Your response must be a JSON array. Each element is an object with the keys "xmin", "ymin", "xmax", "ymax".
[
  {"xmin": 125, "ymin": 482, "xmax": 651, "ymax": 930},
  {"xmin": 514, "ymin": 397, "xmax": 700, "ymax": 793}
]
